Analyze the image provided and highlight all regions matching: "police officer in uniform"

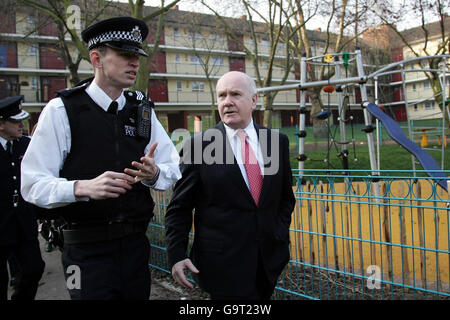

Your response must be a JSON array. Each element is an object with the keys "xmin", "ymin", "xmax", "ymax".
[
  {"xmin": 0, "ymin": 95, "xmax": 45, "ymax": 300},
  {"xmin": 21, "ymin": 17, "xmax": 181, "ymax": 300}
]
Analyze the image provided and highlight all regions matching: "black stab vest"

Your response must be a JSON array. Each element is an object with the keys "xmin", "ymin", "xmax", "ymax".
[{"xmin": 50, "ymin": 87, "xmax": 154, "ymax": 224}]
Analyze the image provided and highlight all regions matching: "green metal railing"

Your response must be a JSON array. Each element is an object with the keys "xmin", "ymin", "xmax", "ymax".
[{"xmin": 148, "ymin": 169, "xmax": 450, "ymax": 300}]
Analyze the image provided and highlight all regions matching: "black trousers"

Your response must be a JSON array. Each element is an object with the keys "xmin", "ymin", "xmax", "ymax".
[
  {"xmin": 210, "ymin": 253, "xmax": 277, "ymax": 300},
  {"xmin": 0, "ymin": 238, "xmax": 45, "ymax": 300},
  {"xmin": 61, "ymin": 232, "xmax": 151, "ymax": 300}
]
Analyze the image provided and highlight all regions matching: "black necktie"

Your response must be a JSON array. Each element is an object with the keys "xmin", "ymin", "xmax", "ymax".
[
  {"xmin": 108, "ymin": 101, "xmax": 118, "ymax": 115},
  {"xmin": 6, "ymin": 141, "xmax": 12, "ymax": 156}
]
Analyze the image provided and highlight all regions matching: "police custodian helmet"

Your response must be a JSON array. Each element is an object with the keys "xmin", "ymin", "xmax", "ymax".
[
  {"xmin": 81, "ymin": 16, "xmax": 149, "ymax": 57},
  {"xmin": 0, "ymin": 95, "xmax": 29, "ymax": 121}
]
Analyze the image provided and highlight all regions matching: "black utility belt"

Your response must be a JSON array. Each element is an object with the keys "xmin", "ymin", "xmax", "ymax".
[{"xmin": 62, "ymin": 221, "xmax": 148, "ymax": 245}]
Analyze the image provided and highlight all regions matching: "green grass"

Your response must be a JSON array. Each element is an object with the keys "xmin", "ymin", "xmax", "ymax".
[
  {"xmin": 290, "ymin": 143, "xmax": 450, "ymax": 174},
  {"xmin": 278, "ymin": 121, "xmax": 449, "ymax": 174}
]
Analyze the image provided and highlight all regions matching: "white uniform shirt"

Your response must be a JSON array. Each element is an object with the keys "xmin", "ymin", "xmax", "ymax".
[
  {"xmin": 21, "ymin": 81, "xmax": 181, "ymax": 209},
  {"xmin": 223, "ymin": 120, "xmax": 264, "ymax": 189},
  {"xmin": 0, "ymin": 136, "xmax": 10, "ymax": 151}
]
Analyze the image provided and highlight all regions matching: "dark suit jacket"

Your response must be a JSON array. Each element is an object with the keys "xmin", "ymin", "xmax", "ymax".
[
  {"xmin": 165, "ymin": 122, "xmax": 295, "ymax": 297},
  {"xmin": 0, "ymin": 136, "xmax": 38, "ymax": 246}
]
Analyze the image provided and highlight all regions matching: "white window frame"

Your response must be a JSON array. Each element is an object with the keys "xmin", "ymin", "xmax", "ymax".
[
  {"xmin": 30, "ymin": 76, "xmax": 38, "ymax": 89},
  {"xmin": 189, "ymin": 32, "xmax": 202, "ymax": 40},
  {"xmin": 424, "ymin": 101, "xmax": 435, "ymax": 110},
  {"xmin": 212, "ymin": 56, "xmax": 224, "ymax": 66},
  {"xmin": 190, "ymin": 55, "xmax": 202, "ymax": 65},
  {"xmin": 175, "ymin": 53, "xmax": 181, "ymax": 64},
  {"xmin": 29, "ymin": 44, "xmax": 37, "ymax": 56},
  {"xmin": 191, "ymin": 81, "xmax": 205, "ymax": 92}
]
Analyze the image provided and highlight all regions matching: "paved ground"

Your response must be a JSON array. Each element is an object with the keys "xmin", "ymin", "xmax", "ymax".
[{"xmin": 7, "ymin": 236, "xmax": 208, "ymax": 300}]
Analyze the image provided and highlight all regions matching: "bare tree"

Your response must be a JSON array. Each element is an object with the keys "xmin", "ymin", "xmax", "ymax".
[
  {"xmin": 17, "ymin": 0, "xmax": 119, "ymax": 87},
  {"xmin": 17, "ymin": 0, "xmax": 181, "ymax": 92},
  {"xmin": 369, "ymin": 0, "xmax": 450, "ymax": 125},
  {"xmin": 172, "ymin": 15, "xmax": 228, "ymax": 124},
  {"xmin": 128, "ymin": 0, "xmax": 181, "ymax": 93},
  {"xmin": 201, "ymin": 0, "xmax": 296, "ymax": 128},
  {"xmin": 284, "ymin": 0, "xmax": 377, "ymax": 137}
]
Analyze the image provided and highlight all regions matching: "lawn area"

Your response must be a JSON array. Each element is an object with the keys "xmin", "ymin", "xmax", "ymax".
[
  {"xmin": 279, "ymin": 121, "xmax": 449, "ymax": 174},
  {"xmin": 290, "ymin": 143, "xmax": 450, "ymax": 172}
]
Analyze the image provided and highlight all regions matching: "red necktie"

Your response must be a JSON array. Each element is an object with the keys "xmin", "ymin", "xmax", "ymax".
[{"xmin": 237, "ymin": 130, "xmax": 263, "ymax": 205}]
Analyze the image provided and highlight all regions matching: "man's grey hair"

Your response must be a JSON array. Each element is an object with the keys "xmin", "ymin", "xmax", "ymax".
[{"xmin": 217, "ymin": 71, "xmax": 257, "ymax": 96}]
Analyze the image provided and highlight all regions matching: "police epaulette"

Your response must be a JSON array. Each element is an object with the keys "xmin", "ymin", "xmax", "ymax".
[
  {"xmin": 56, "ymin": 81, "xmax": 90, "ymax": 97},
  {"xmin": 124, "ymin": 90, "xmax": 152, "ymax": 104}
]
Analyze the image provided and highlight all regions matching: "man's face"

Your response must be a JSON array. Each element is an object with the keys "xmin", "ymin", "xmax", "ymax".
[
  {"xmin": 0, "ymin": 119, "xmax": 25, "ymax": 140},
  {"xmin": 217, "ymin": 72, "xmax": 257, "ymax": 130},
  {"xmin": 95, "ymin": 47, "xmax": 140, "ymax": 89}
]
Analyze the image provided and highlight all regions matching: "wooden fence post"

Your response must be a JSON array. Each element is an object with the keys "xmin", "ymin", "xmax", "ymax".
[
  {"xmin": 398, "ymin": 182, "xmax": 410, "ymax": 292},
  {"xmin": 415, "ymin": 182, "xmax": 426, "ymax": 289},
  {"xmin": 381, "ymin": 182, "xmax": 392, "ymax": 289},
  {"xmin": 320, "ymin": 181, "xmax": 328, "ymax": 269},
  {"xmin": 307, "ymin": 181, "xmax": 315, "ymax": 266}
]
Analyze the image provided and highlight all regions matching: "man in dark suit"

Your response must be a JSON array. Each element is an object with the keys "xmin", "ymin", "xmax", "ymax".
[
  {"xmin": 165, "ymin": 71, "xmax": 296, "ymax": 300},
  {"xmin": 0, "ymin": 95, "xmax": 45, "ymax": 300}
]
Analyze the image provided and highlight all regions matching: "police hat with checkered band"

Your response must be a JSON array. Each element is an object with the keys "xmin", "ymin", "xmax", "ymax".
[
  {"xmin": 82, "ymin": 17, "xmax": 149, "ymax": 57},
  {"xmin": 0, "ymin": 95, "xmax": 29, "ymax": 121}
]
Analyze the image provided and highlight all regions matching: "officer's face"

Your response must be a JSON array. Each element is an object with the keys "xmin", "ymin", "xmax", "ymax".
[
  {"xmin": 0, "ymin": 119, "xmax": 24, "ymax": 140},
  {"xmin": 94, "ymin": 47, "xmax": 140, "ymax": 89}
]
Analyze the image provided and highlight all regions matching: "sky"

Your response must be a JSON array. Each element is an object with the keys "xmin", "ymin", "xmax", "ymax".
[{"xmin": 119, "ymin": 0, "xmax": 447, "ymax": 32}]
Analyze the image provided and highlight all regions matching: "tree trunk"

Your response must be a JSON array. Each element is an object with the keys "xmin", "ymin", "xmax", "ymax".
[
  {"xmin": 67, "ymin": 64, "xmax": 80, "ymax": 88},
  {"xmin": 135, "ymin": 43, "xmax": 150, "ymax": 93},
  {"xmin": 262, "ymin": 94, "xmax": 274, "ymax": 128},
  {"xmin": 308, "ymin": 87, "xmax": 328, "ymax": 138},
  {"xmin": 430, "ymin": 74, "xmax": 450, "ymax": 130},
  {"xmin": 206, "ymin": 77, "xmax": 216, "ymax": 124}
]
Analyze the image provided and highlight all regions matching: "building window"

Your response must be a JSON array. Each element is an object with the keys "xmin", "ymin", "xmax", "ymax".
[
  {"xmin": 191, "ymin": 81, "xmax": 204, "ymax": 92},
  {"xmin": 425, "ymin": 101, "xmax": 435, "ymax": 110},
  {"xmin": 175, "ymin": 53, "xmax": 181, "ymax": 64},
  {"xmin": 190, "ymin": 55, "xmax": 202, "ymax": 65},
  {"xmin": 212, "ymin": 56, "xmax": 224, "ymax": 66},
  {"xmin": 173, "ymin": 28, "xmax": 179, "ymax": 38},
  {"xmin": 29, "ymin": 44, "xmax": 37, "ymax": 56},
  {"xmin": 210, "ymin": 33, "xmax": 224, "ymax": 43},
  {"xmin": 423, "ymin": 80, "xmax": 430, "ymax": 89},
  {"xmin": 188, "ymin": 32, "xmax": 202, "ymax": 40},
  {"xmin": 30, "ymin": 77, "xmax": 38, "ymax": 89},
  {"xmin": 176, "ymin": 81, "xmax": 182, "ymax": 92},
  {"xmin": 27, "ymin": 15, "xmax": 36, "ymax": 27},
  {"xmin": 261, "ymin": 39, "xmax": 270, "ymax": 47},
  {"xmin": 413, "ymin": 104, "xmax": 418, "ymax": 112},
  {"xmin": 412, "ymin": 83, "xmax": 416, "ymax": 91}
]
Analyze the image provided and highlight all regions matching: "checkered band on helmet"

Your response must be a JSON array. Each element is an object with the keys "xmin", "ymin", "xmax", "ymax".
[{"xmin": 88, "ymin": 25, "xmax": 143, "ymax": 48}]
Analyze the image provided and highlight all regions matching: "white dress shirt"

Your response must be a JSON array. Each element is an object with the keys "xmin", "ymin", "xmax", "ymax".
[
  {"xmin": 223, "ymin": 120, "xmax": 264, "ymax": 189},
  {"xmin": 21, "ymin": 81, "xmax": 181, "ymax": 209},
  {"xmin": 0, "ymin": 136, "xmax": 9, "ymax": 151}
]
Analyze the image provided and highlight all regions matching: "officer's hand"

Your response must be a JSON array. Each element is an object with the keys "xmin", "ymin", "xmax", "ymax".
[
  {"xmin": 124, "ymin": 142, "xmax": 159, "ymax": 183},
  {"xmin": 172, "ymin": 258, "xmax": 199, "ymax": 289},
  {"xmin": 74, "ymin": 171, "xmax": 135, "ymax": 200}
]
